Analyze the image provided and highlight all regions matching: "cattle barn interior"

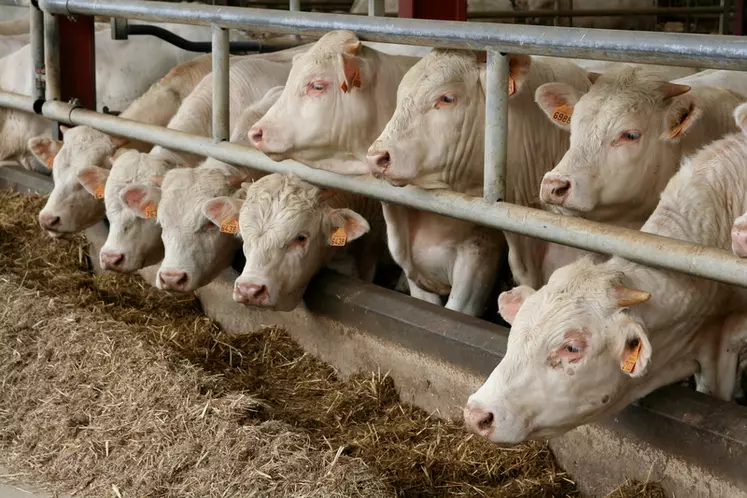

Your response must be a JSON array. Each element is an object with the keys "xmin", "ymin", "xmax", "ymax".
[{"xmin": 0, "ymin": 0, "xmax": 747, "ymax": 496}]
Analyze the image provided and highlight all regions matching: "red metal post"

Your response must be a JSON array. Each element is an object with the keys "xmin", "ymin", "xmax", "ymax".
[
  {"xmin": 399, "ymin": 0, "xmax": 466, "ymax": 21},
  {"xmin": 57, "ymin": 15, "xmax": 96, "ymax": 110},
  {"xmin": 735, "ymin": 0, "xmax": 746, "ymax": 35}
]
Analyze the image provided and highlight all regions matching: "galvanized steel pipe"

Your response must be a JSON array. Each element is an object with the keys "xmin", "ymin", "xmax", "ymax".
[
  {"xmin": 484, "ymin": 50, "xmax": 509, "ymax": 204},
  {"xmin": 38, "ymin": 0, "xmax": 747, "ymax": 69},
  {"xmin": 211, "ymin": 25, "xmax": 230, "ymax": 143},
  {"xmin": 43, "ymin": 12, "xmax": 59, "ymax": 102},
  {"xmin": 289, "ymin": 0, "xmax": 300, "ymax": 11},
  {"xmin": 2, "ymin": 92, "xmax": 747, "ymax": 288},
  {"xmin": 30, "ymin": 4, "xmax": 44, "ymax": 101}
]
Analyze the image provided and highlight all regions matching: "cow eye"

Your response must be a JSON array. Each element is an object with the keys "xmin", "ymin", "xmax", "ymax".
[
  {"xmin": 565, "ymin": 344, "xmax": 581, "ymax": 354},
  {"xmin": 308, "ymin": 81, "xmax": 328, "ymax": 93},
  {"xmin": 620, "ymin": 130, "xmax": 641, "ymax": 142},
  {"xmin": 293, "ymin": 232, "xmax": 310, "ymax": 246},
  {"xmin": 436, "ymin": 93, "xmax": 457, "ymax": 108}
]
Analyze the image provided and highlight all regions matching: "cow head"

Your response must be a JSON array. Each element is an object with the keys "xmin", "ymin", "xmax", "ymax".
[{"xmin": 465, "ymin": 258, "xmax": 652, "ymax": 442}]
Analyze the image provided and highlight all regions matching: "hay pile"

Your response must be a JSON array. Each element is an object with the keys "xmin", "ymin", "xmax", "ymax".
[{"xmin": 0, "ymin": 190, "xmax": 664, "ymax": 497}]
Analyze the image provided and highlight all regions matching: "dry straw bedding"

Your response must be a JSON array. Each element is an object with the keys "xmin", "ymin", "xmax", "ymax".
[{"xmin": 0, "ymin": 190, "xmax": 665, "ymax": 497}]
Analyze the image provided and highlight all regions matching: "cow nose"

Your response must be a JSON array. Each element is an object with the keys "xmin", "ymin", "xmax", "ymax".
[
  {"xmin": 366, "ymin": 150, "xmax": 391, "ymax": 174},
  {"xmin": 100, "ymin": 251, "xmax": 125, "ymax": 271},
  {"xmin": 234, "ymin": 282, "xmax": 269, "ymax": 305},
  {"xmin": 540, "ymin": 176, "xmax": 572, "ymax": 205},
  {"xmin": 38, "ymin": 213, "xmax": 61, "ymax": 230},
  {"xmin": 463, "ymin": 401, "xmax": 495, "ymax": 438},
  {"xmin": 158, "ymin": 270, "xmax": 190, "ymax": 291},
  {"xmin": 248, "ymin": 125, "xmax": 264, "ymax": 147}
]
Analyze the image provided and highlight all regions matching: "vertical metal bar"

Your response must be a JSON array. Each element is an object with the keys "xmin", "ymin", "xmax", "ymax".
[
  {"xmin": 212, "ymin": 25, "xmax": 230, "ymax": 143},
  {"xmin": 44, "ymin": 13, "xmax": 60, "ymax": 103},
  {"xmin": 368, "ymin": 0, "xmax": 384, "ymax": 16},
  {"xmin": 721, "ymin": 0, "xmax": 730, "ymax": 34},
  {"xmin": 289, "ymin": 0, "xmax": 300, "ymax": 10},
  {"xmin": 399, "ymin": 0, "xmax": 467, "ymax": 21},
  {"xmin": 554, "ymin": 0, "xmax": 561, "ymax": 26},
  {"xmin": 30, "ymin": 4, "xmax": 45, "ymax": 102},
  {"xmin": 484, "ymin": 50, "xmax": 509, "ymax": 204},
  {"xmin": 568, "ymin": 0, "xmax": 573, "ymax": 27}
]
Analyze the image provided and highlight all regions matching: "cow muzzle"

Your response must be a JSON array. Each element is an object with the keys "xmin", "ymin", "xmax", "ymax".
[
  {"xmin": 233, "ymin": 279, "xmax": 273, "ymax": 307},
  {"xmin": 540, "ymin": 175, "xmax": 573, "ymax": 206}
]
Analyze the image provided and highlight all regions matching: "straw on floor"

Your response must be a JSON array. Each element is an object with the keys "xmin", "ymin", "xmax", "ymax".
[{"xmin": 0, "ymin": 190, "xmax": 666, "ymax": 497}]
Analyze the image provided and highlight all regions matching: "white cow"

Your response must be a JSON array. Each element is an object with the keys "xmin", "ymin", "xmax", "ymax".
[
  {"xmin": 569, "ymin": 59, "xmax": 698, "ymax": 80},
  {"xmin": 30, "ymin": 54, "xmax": 215, "ymax": 237},
  {"xmin": 366, "ymin": 50, "xmax": 592, "ymax": 309},
  {"xmin": 222, "ymin": 173, "xmax": 384, "ymax": 311},
  {"xmin": 515, "ymin": 0, "xmax": 657, "ymax": 30},
  {"xmin": 0, "ymin": 32, "xmax": 28, "ymax": 57},
  {"xmin": 135, "ymin": 87, "xmax": 283, "ymax": 292},
  {"xmin": 0, "ymin": 22, "xmax": 222, "ymax": 169},
  {"xmin": 249, "ymin": 30, "xmax": 419, "ymax": 176},
  {"xmin": 464, "ymin": 103, "xmax": 747, "ymax": 443},
  {"xmin": 99, "ymin": 58, "xmax": 290, "ymax": 274},
  {"xmin": 535, "ymin": 67, "xmax": 745, "ymax": 228}
]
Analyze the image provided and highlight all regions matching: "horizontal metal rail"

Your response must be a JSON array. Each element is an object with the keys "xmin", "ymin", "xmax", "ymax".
[
  {"xmin": 39, "ymin": 0, "xmax": 747, "ymax": 69},
  {"xmin": 126, "ymin": 24, "xmax": 301, "ymax": 53},
  {"xmin": 4, "ymin": 91, "xmax": 747, "ymax": 289}
]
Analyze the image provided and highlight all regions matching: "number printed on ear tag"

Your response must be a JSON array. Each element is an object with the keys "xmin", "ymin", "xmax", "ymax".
[
  {"xmin": 621, "ymin": 341, "xmax": 642, "ymax": 373},
  {"xmin": 330, "ymin": 227, "xmax": 347, "ymax": 247},
  {"xmin": 552, "ymin": 104, "xmax": 573, "ymax": 126},
  {"xmin": 220, "ymin": 219, "xmax": 239, "ymax": 235}
]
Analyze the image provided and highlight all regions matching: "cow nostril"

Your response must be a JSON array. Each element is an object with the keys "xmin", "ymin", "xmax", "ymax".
[
  {"xmin": 112, "ymin": 254, "xmax": 124, "ymax": 266},
  {"xmin": 478, "ymin": 411, "xmax": 494, "ymax": 432},
  {"xmin": 48, "ymin": 216, "xmax": 60, "ymax": 227},
  {"xmin": 249, "ymin": 127, "xmax": 264, "ymax": 144},
  {"xmin": 553, "ymin": 182, "xmax": 570, "ymax": 198},
  {"xmin": 177, "ymin": 273, "xmax": 189, "ymax": 286},
  {"xmin": 376, "ymin": 151, "xmax": 391, "ymax": 169},
  {"xmin": 253, "ymin": 284, "xmax": 268, "ymax": 299}
]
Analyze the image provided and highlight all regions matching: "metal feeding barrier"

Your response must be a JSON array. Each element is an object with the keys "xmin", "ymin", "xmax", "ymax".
[{"xmin": 8, "ymin": 0, "xmax": 747, "ymax": 288}]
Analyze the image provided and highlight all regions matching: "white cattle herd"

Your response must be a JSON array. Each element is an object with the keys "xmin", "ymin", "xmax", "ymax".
[{"xmin": 1, "ymin": 10, "xmax": 747, "ymax": 445}]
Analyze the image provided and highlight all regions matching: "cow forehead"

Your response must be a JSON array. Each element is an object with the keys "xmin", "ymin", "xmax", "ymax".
[
  {"xmin": 160, "ymin": 169, "xmax": 234, "ymax": 226},
  {"xmin": 57, "ymin": 127, "xmax": 113, "ymax": 171},
  {"xmin": 399, "ymin": 50, "xmax": 477, "ymax": 96},
  {"xmin": 241, "ymin": 176, "xmax": 322, "ymax": 234}
]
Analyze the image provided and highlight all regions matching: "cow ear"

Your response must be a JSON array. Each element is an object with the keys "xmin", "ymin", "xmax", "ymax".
[
  {"xmin": 478, "ymin": 54, "xmax": 532, "ymax": 98},
  {"xmin": 202, "ymin": 196, "xmax": 243, "ymax": 234},
  {"xmin": 658, "ymin": 81, "xmax": 691, "ymax": 100},
  {"xmin": 59, "ymin": 124, "xmax": 72, "ymax": 135},
  {"xmin": 338, "ymin": 53, "xmax": 363, "ymax": 93},
  {"xmin": 77, "ymin": 166, "xmax": 110, "ymax": 199},
  {"xmin": 617, "ymin": 321, "xmax": 651, "ymax": 377},
  {"xmin": 120, "ymin": 184, "xmax": 161, "ymax": 220},
  {"xmin": 734, "ymin": 102, "xmax": 747, "ymax": 135},
  {"xmin": 662, "ymin": 94, "xmax": 703, "ymax": 142},
  {"xmin": 535, "ymin": 83, "xmax": 583, "ymax": 131},
  {"xmin": 498, "ymin": 285, "xmax": 536, "ymax": 326},
  {"xmin": 327, "ymin": 208, "xmax": 370, "ymax": 244},
  {"xmin": 587, "ymin": 71, "xmax": 602, "ymax": 84},
  {"xmin": 28, "ymin": 136, "xmax": 63, "ymax": 169}
]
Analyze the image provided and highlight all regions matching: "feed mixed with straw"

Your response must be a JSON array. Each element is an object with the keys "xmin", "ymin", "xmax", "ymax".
[{"xmin": 0, "ymin": 190, "xmax": 666, "ymax": 497}]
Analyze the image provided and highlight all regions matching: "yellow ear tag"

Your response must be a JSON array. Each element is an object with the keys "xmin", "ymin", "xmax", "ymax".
[
  {"xmin": 508, "ymin": 76, "xmax": 515, "ymax": 97},
  {"xmin": 45, "ymin": 156, "xmax": 54, "ymax": 169},
  {"xmin": 144, "ymin": 203, "xmax": 157, "ymax": 219},
  {"xmin": 93, "ymin": 184, "xmax": 105, "ymax": 200},
  {"xmin": 667, "ymin": 112, "xmax": 692, "ymax": 139},
  {"xmin": 220, "ymin": 219, "xmax": 239, "ymax": 235},
  {"xmin": 552, "ymin": 104, "xmax": 573, "ymax": 126},
  {"xmin": 621, "ymin": 341, "xmax": 642, "ymax": 374},
  {"xmin": 352, "ymin": 68, "xmax": 362, "ymax": 89},
  {"xmin": 330, "ymin": 227, "xmax": 347, "ymax": 247}
]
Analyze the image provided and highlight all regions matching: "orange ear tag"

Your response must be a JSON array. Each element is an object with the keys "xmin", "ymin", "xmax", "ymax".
[
  {"xmin": 220, "ymin": 219, "xmax": 239, "ymax": 235},
  {"xmin": 330, "ymin": 227, "xmax": 347, "ymax": 247},
  {"xmin": 45, "ymin": 156, "xmax": 54, "ymax": 169},
  {"xmin": 552, "ymin": 104, "xmax": 573, "ymax": 126},
  {"xmin": 93, "ymin": 184, "xmax": 105, "ymax": 200},
  {"xmin": 621, "ymin": 341, "xmax": 642, "ymax": 373},
  {"xmin": 667, "ymin": 113, "xmax": 692, "ymax": 139},
  {"xmin": 508, "ymin": 76, "xmax": 515, "ymax": 97},
  {"xmin": 352, "ymin": 68, "xmax": 362, "ymax": 89},
  {"xmin": 144, "ymin": 203, "xmax": 157, "ymax": 219},
  {"xmin": 340, "ymin": 80, "xmax": 349, "ymax": 93}
]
